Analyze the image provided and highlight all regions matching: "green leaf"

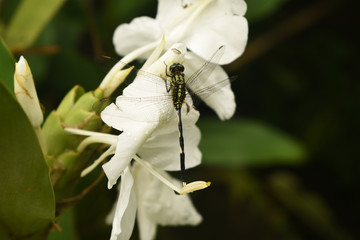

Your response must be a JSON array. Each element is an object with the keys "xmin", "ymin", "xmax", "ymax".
[
  {"xmin": 57, "ymin": 85, "xmax": 85, "ymax": 119},
  {"xmin": 0, "ymin": 38, "xmax": 15, "ymax": 92},
  {"xmin": 42, "ymin": 110, "xmax": 71, "ymax": 157},
  {"xmin": 4, "ymin": 0, "xmax": 67, "ymax": 49},
  {"xmin": 48, "ymin": 208, "xmax": 78, "ymax": 240},
  {"xmin": 198, "ymin": 118, "xmax": 305, "ymax": 167},
  {"xmin": 0, "ymin": 81, "xmax": 55, "ymax": 238}
]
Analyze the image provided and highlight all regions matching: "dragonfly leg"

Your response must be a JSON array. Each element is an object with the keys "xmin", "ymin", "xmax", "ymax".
[
  {"xmin": 177, "ymin": 110, "xmax": 186, "ymax": 186},
  {"xmin": 164, "ymin": 61, "xmax": 170, "ymax": 77},
  {"xmin": 163, "ymin": 61, "xmax": 172, "ymax": 92}
]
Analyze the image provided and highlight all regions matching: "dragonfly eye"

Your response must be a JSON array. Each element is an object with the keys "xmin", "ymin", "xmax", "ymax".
[
  {"xmin": 169, "ymin": 63, "xmax": 185, "ymax": 73},
  {"xmin": 169, "ymin": 64, "xmax": 176, "ymax": 72}
]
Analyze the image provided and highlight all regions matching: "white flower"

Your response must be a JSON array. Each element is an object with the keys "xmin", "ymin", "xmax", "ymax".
[
  {"xmin": 101, "ymin": 43, "xmax": 204, "ymax": 189},
  {"xmin": 109, "ymin": 0, "xmax": 248, "ymax": 120},
  {"xmin": 63, "ymin": 128, "xmax": 207, "ymax": 240},
  {"xmin": 68, "ymin": 43, "xmax": 212, "ymax": 191},
  {"xmin": 106, "ymin": 163, "xmax": 203, "ymax": 240},
  {"xmin": 65, "ymin": 43, "xmax": 216, "ymax": 240},
  {"xmin": 113, "ymin": 0, "xmax": 248, "ymax": 65}
]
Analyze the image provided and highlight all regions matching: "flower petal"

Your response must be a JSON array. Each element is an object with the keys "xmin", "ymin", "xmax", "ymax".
[
  {"xmin": 101, "ymin": 44, "xmax": 188, "ymax": 188},
  {"xmin": 136, "ymin": 202, "xmax": 157, "ymax": 240},
  {"xmin": 179, "ymin": 0, "xmax": 248, "ymax": 64},
  {"xmin": 139, "ymin": 109, "xmax": 201, "ymax": 170},
  {"xmin": 101, "ymin": 120, "xmax": 156, "ymax": 189},
  {"xmin": 113, "ymin": 16, "xmax": 163, "ymax": 58},
  {"xmin": 133, "ymin": 163, "xmax": 202, "ymax": 228},
  {"xmin": 184, "ymin": 52, "xmax": 236, "ymax": 120},
  {"xmin": 109, "ymin": 167, "xmax": 137, "ymax": 240},
  {"xmin": 156, "ymin": 0, "xmax": 184, "ymax": 24}
]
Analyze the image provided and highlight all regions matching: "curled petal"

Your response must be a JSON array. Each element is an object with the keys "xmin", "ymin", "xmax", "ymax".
[
  {"xmin": 182, "ymin": 0, "xmax": 248, "ymax": 64},
  {"xmin": 109, "ymin": 167, "xmax": 137, "ymax": 240},
  {"xmin": 101, "ymin": 119, "xmax": 156, "ymax": 189},
  {"xmin": 157, "ymin": 0, "xmax": 248, "ymax": 64},
  {"xmin": 184, "ymin": 52, "xmax": 236, "ymax": 120},
  {"xmin": 184, "ymin": 15, "xmax": 248, "ymax": 64},
  {"xmin": 113, "ymin": 16, "xmax": 163, "ymax": 58}
]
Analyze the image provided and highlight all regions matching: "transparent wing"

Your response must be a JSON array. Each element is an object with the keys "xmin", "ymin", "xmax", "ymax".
[
  {"xmin": 95, "ymin": 46, "xmax": 233, "ymax": 123},
  {"xmin": 188, "ymin": 76, "xmax": 237, "ymax": 108},
  {"xmin": 98, "ymin": 56, "xmax": 168, "ymax": 90},
  {"xmin": 185, "ymin": 45, "xmax": 225, "ymax": 88},
  {"xmin": 99, "ymin": 93, "xmax": 195, "ymax": 123}
]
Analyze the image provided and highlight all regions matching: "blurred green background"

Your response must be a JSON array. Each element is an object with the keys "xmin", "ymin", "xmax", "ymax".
[{"xmin": 0, "ymin": 0, "xmax": 358, "ymax": 239}]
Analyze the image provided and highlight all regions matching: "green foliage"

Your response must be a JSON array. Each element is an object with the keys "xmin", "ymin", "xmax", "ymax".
[
  {"xmin": 48, "ymin": 208, "xmax": 78, "ymax": 240},
  {"xmin": 0, "ymin": 81, "xmax": 55, "ymax": 239},
  {"xmin": 4, "ymin": 0, "xmax": 67, "ymax": 50},
  {"xmin": 246, "ymin": 0, "xmax": 289, "ymax": 22},
  {"xmin": 0, "ymin": 38, "xmax": 14, "ymax": 92},
  {"xmin": 199, "ymin": 118, "xmax": 305, "ymax": 167},
  {"xmin": 42, "ymin": 86, "xmax": 105, "ymax": 200}
]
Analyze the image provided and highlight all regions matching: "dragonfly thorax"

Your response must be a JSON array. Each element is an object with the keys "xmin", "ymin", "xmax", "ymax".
[{"xmin": 167, "ymin": 63, "xmax": 186, "ymax": 111}]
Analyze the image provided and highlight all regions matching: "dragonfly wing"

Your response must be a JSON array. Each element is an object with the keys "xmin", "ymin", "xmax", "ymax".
[
  {"xmin": 104, "ymin": 94, "xmax": 176, "ymax": 123},
  {"xmin": 185, "ymin": 45, "xmax": 225, "ymax": 88},
  {"xmin": 187, "ymin": 76, "xmax": 237, "ymax": 120},
  {"xmin": 191, "ymin": 76, "xmax": 237, "ymax": 100},
  {"xmin": 136, "ymin": 68, "xmax": 167, "ymax": 86}
]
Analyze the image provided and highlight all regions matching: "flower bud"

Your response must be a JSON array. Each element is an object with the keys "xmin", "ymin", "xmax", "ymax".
[{"xmin": 14, "ymin": 56, "xmax": 43, "ymax": 128}]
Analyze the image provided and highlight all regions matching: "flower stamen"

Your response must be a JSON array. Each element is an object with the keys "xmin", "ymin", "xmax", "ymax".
[
  {"xmin": 133, "ymin": 155, "xmax": 210, "ymax": 195},
  {"xmin": 81, "ymin": 145, "xmax": 116, "ymax": 177}
]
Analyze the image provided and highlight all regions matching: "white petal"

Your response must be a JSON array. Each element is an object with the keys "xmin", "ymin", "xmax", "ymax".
[
  {"xmin": 101, "ymin": 44, "xmax": 189, "ymax": 188},
  {"xmin": 137, "ymin": 94, "xmax": 200, "ymax": 171},
  {"xmin": 133, "ymin": 163, "xmax": 202, "ymax": 228},
  {"xmin": 184, "ymin": 52, "xmax": 236, "ymax": 120},
  {"xmin": 185, "ymin": 17, "xmax": 248, "ymax": 64},
  {"xmin": 113, "ymin": 16, "xmax": 163, "ymax": 58},
  {"xmin": 136, "ymin": 201, "xmax": 157, "ymax": 240},
  {"xmin": 139, "ymin": 120, "xmax": 202, "ymax": 171},
  {"xmin": 156, "ymin": 0, "xmax": 183, "ymax": 24},
  {"xmin": 109, "ymin": 167, "xmax": 137, "ymax": 240},
  {"xmin": 101, "ymin": 121, "xmax": 156, "ymax": 189},
  {"xmin": 181, "ymin": 0, "xmax": 248, "ymax": 64}
]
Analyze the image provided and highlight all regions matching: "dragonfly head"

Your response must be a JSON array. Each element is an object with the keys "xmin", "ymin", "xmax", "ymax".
[{"xmin": 169, "ymin": 63, "xmax": 185, "ymax": 75}]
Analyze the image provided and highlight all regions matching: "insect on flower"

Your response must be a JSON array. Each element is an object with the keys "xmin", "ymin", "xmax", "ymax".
[{"xmin": 99, "ymin": 44, "xmax": 236, "ymax": 187}]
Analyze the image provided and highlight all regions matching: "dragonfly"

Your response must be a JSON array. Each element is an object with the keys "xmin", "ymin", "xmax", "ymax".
[{"xmin": 99, "ymin": 46, "xmax": 235, "ymax": 186}]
